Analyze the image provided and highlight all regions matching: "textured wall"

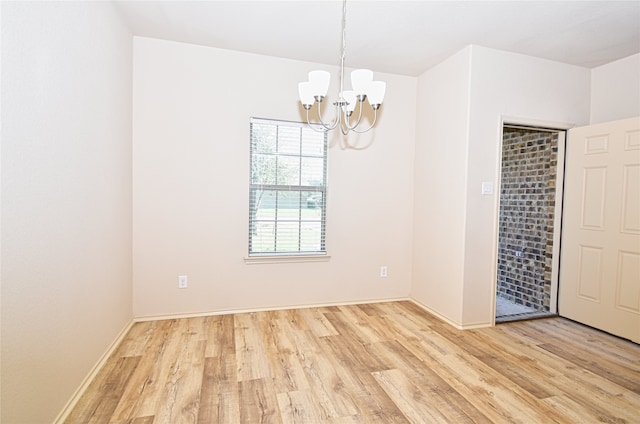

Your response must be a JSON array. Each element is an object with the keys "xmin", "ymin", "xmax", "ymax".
[
  {"xmin": 497, "ymin": 128, "xmax": 558, "ymax": 311},
  {"xmin": 1, "ymin": 2, "xmax": 132, "ymax": 422},
  {"xmin": 590, "ymin": 53, "xmax": 640, "ymax": 124}
]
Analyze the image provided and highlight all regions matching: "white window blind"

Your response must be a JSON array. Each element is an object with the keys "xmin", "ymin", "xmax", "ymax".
[{"xmin": 249, "ymin": 118, "xmax": 328, "ymax": 256}]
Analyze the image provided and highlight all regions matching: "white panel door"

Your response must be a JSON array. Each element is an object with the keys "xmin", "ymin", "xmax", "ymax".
[{"xmin": 559, "ymin": 116, "xmax": 640, "ymax": 342}]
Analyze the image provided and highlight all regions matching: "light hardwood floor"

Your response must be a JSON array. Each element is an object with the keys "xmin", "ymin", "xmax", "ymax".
[{"xmin": 66, "ymin": 301, "xmax": 640, "ymax": 423}]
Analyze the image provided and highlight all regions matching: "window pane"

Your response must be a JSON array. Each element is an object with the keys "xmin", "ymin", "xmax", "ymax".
[
  {"xmin": 301, "ymin": 128, "xmax": 325, "ymax": 156},
  {"xmin": 276, "ymin": 191, "xmax": 300, "ymax": 220},
  {"xmin": 301, "ymin": 157, "xmax": 325, "ymax": 186},
  {"xmin": 251, "ymin": 154, "xmax": 277, "ymax": 185},
  {"xmin": 300, "ymin": 221, "xmax": 322, "ymax": 251},
  {"xmin": 275, "ymin": 222, "xmax": 300, "ymax": 252},
  {"xmin": 251, "ymin": 123, "xmax": 277, "ymax": 153},
  {"xmin": 251, "ymin": 222, "xmax": 275, "ymax": 253},
  {"xmin": 277, "ymin": 126, "xmax": 301, "ymax": 155},
  {"xmin": 251, "ymin": 189, "xmax": 276, "ymax": 220},
  {"xmin": 276, "ymin": 156, "xmax": 300, "ymax": 185},
  {"xmin": 301, "ymin": 191, "xmax": 323, "ymax": 219}
]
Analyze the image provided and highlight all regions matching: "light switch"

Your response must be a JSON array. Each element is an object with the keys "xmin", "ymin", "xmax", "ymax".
[{"xmin": 481, "ymin": 182, "xmax": 494, "ymax": 195}]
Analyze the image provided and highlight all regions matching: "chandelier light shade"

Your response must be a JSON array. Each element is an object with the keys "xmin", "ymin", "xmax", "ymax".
[{"xmin": 298, "ymin": 0, "xmax": 386, "ymax": 135}]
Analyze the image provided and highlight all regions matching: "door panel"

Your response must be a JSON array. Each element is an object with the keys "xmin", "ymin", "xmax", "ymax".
[
  {"xmin": 580, "ymin": 166, "xmax": 606, "ymax": 229},
  {"xmin": 622, "ymin": 164, "xmax": 640, "ymax": 234},
  {"xmin": 559, "ymin": 117, "xmax": 640, "ymax": 343}
]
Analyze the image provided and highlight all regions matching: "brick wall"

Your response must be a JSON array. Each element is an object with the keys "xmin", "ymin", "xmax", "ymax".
[{"xmin": 497, "ymin": 128, "xmax": 559, "ymax": 311}]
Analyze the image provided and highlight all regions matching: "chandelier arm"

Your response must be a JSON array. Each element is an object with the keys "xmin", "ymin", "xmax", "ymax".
[
  {"xmin": 340, "ymin": 117, "xmax": 349, "ymax": 136},
  {"xmin": 350, "ymin": 107, "xmax": 378, "ymax": 133},
  {"xmin": 316, "ymin": 103, "xmax": 340, "ymax": 131},
  {"xmin": 305, "ymin": 108, "xmax": 328, "ymax": 132}
]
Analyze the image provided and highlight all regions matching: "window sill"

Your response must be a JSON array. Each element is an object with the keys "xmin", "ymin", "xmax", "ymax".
[{"xmin": 244, "ymin": 254, "xmax": 331, "ymax": 264}]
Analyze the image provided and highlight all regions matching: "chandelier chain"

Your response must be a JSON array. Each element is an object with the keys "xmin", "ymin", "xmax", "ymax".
[{"xmin": 339, "ymin": 0, "xmax": 347, "ymax": 96}]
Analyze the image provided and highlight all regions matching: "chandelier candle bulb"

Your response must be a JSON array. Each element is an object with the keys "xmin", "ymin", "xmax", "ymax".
[
  {"xmin": 367, "ymin": 81, "xmax": 386, "ymax": 109},
  {"xmin": 308, "ymin": 70, "xmax": 330, "ymax": 99},
  {"xmin": 298, "ymin": 82, "xmax": 315, "ymax": 108},
  {"xmin": 351, "ymin": 69, "xmax": 374, "ymax": 96}
]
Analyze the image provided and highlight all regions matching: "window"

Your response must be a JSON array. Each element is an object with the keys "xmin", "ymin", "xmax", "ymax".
[{"xmin": 249, "ymin": 118, "xmax": 328, "ymax": 256}]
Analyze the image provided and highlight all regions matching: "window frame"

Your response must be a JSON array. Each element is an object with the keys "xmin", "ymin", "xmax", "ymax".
[{"xmin": 247, "ymin": 117, "xmax": 329, "ymax": 261}]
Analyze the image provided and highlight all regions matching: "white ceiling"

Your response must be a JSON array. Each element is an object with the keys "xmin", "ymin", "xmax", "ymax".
[{"xmin": 114, "ymin": 0, "xmax": 640, "ymax": 76}]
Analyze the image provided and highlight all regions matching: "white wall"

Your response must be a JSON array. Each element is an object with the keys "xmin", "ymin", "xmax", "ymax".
[
  {"xmin": 590, "ymin": 53, "xmax": 640, "ymax": 124},
  {"xmin": 462, "ymin": 46, "xmax": 591, "ymax": 326},
  {"xmin": 412, "ymin": 47, "xmax": 472, "ymax": 325},
  {"xmin": 412, "ymin": 45, "xmax": 592, "ymax": 328},
  {"xmin": 132, "ymin": 37, "xmax": 417, "ymax": 318},
  {"xmin": 1, "ymin": 2, "xmax": 133, "ymax": 422}
]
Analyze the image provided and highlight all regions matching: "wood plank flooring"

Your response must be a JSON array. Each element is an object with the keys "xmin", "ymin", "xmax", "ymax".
[{"xmin": 65, "ymin": 301, "xmax": 640, "ymax": 423}]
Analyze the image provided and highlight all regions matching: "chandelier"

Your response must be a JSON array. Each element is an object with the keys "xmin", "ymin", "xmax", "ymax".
[{"xmin": 297, "ymin": 0, "xmax": 386, "ymax": 135}]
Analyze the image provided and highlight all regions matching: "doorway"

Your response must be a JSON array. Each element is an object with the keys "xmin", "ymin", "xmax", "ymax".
[{"xmin": 495, "ymin": 125, "xmax": 565, "ymax": 323}]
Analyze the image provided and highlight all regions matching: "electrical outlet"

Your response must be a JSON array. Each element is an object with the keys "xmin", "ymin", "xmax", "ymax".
[
  {"xmin": 380, "ymin": 266, "xmax": 388, "ymax": 278},
  {"xmin": 178, "ymin": 275, "xmax": 188, "ymax": 289}
]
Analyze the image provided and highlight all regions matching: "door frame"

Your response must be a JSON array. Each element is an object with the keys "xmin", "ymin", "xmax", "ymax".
[{"xmin": 492, "ymin": 116, "xmax": 574, "ymax": 324}]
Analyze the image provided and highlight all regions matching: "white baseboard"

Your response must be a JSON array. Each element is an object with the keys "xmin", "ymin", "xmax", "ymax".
[
  {"xmin": 133, "ymin": 297, "xmax": 411, "ymax": 322},
  {"xmin": 135, "ymin": 298, "xmax": 493, "ymax": 329},
  {"xmin": 409, "ymin": 298, "xmax": 492, "ymax": 330},
  {"xmin": 458, "ymin": 321, "xmax": 493, "ymax": 330},
  {"xmin": 409, "ymin": 298, "xmax": 464, "ymax": 329},
  {"xmin": 54, "ymin": 319, "xmax": 135, "ymax": 424}
]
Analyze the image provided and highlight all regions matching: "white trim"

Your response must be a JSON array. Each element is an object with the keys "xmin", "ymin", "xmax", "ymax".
[
  {"xmin": 409, "ymin": 298, "xmax": 463, "ymax": 329},
  {"xmin": 250, "ymin": 116, "xmax": 324, "ymax": 130},
  {"xmin": 500, "ymin": 116, "xmax": 575, "ymax": 131},
  {"xmin": 458, "ymin": 320, "xmax": 494, "ymax": 330},
  {"xmin": 410, "ymin": 298, "xmax": 492, "ymax": 330},
  {"xmin": 53, "ymin": 319, "xmax": 135, "ymax": 424},
  {"xmin": 134, "ymin": 297, "xmax": 410, "ymax": 322},
  {"xmin": 244, "ymin": 254, "xmax": 331, "ymax": 264},
  {"xmin": 549, "ymin": 131, "xmax": 566, "ymax": 315}
]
